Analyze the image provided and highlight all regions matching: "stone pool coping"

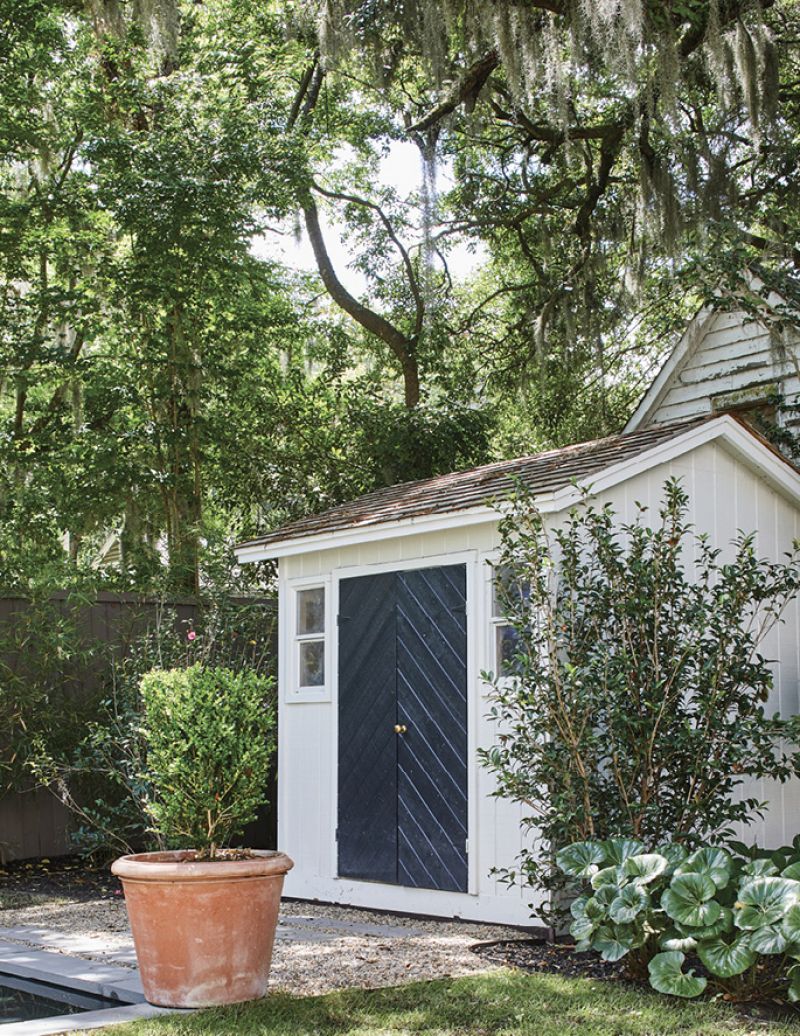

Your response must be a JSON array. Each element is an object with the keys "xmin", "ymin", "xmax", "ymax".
[{"xmin": 0, "ymin": 941, "xmax": 175, "ymax": 1036}]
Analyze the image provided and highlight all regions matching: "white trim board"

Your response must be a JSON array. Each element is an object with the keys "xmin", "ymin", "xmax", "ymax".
[{"xmin": 236, "ymin": 416, "xmax": 800, "ymax": 563}]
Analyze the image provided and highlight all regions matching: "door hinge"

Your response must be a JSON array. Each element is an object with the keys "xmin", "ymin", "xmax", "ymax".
[
  {"xmin": 335, "ymin": 828, "xmax": 338, "ymax": 842},
  {"xmin": 465, "ymin": 839, "xmax": 470, "ymax": 854}
]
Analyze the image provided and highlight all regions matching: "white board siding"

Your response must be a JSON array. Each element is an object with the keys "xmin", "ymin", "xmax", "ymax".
[
  {"xmin": 274, "ymin": 438, "xmax": 800, "ymax": 926},
  {"xmin": 641, "ymin": 310, "xmax": 800, "ymax": 428}
]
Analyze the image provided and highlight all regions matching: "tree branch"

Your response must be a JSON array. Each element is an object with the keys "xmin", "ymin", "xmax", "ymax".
[
  {"xmin": 407, "ymin": 50, "xmax": 499, "ymax": 132},
  {"xmin": 302, "ymin": 195, "xmax": 420, "ymax": 406},
  {"xmin": 312, "ymin": 180, "xmax": 425, "ymax": 337},
  {"xmin": 679, "ymin": 0, "xmax": 776, "ymax": 57},
  {"xmin": 574, "ymin": 127, "xmax": 625, "ymax": 242}
]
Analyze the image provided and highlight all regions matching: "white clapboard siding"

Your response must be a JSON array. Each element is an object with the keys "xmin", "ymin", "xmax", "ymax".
[
  {"xmin": 628, "ymin": 307, "xmax": 800, "ymax": 431},
  {"xmin": 258, "ymin": 428, "xmax": 800, "ymax": 928}
]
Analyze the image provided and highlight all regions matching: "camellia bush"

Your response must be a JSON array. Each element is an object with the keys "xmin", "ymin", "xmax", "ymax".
[
  {"xmin": 557, "ymin": 837, "xmax": 800, "ymax": 1003},
  {"xmin": 140, "ymin": 664, "xmax": 276, "ymax": 858},
  {"xmin": 479, "ymin": 479, "xmax": 800, "ymax": 912}
]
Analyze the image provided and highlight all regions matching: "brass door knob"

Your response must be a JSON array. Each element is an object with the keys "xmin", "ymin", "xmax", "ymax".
[{"xmin": 393, "ymin": 724, "xmax": 407, "ymax": 734}]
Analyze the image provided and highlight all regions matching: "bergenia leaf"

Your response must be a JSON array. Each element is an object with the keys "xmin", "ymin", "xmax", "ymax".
[
  {"xmin": 742, "ymin": 858, "xmax": 779, "ymax": 878},
  {"xmin": 592, "ymin": 884, "xmax": 617, "ymax": 907},
  {"xmin": 654, "ymin": 844, "xmax": 689, "ymax": 872},
  {"xmin": 660, "ymin": 929, "xmax": 697, "ymax": 952},
  {"xmin": 676, "ymin": 847, "xmax": 732, "ymax": 890},
  {"xmin": 570, "ymin": 915, "xmax": 598, "ymax": 941},
  {"xmin": 734, "ymin": 877, "xmax": 800, "ymax": 931},
  {"xmin": 648, "ymin": 951, "xmax": 707, "ymax": 998},
  {"xmin": 683, "ymin": 906, "xmax": 733, "ymax": 941},
  {"xmin": 592, "ymin": 924, "xmax": 635, "ymax": 962},
  {"xmin": 748, "ymin": 924, "xmax": 789, "ymax": 955},
  {"xmin": 602, "ymin": 838, "xmax": 645, "ymax": 866},
  {"xmin": 591, "ymin": 865, "xmax": 620, "ymax": 890},
  {"xmin": 609, "ymin": 884, "xmax": 650, "ymax": 924},
  {"xmin": 697, "ymin": 933, "xmax": 757, "ymax": 978},
  {"xmin": 781, "ymin": 903, "xmax": 800, "ymax": 943},
  {"xmin": 556, "ymin": 841, "xmax": 608, "ymax": 878},
  {"xmin": 662, "ymin": 872, "xmax": 721, "ymax": 928},
  {"xmin": 621, "ymin": 853, "xmax": 668, "ymax": 885}
]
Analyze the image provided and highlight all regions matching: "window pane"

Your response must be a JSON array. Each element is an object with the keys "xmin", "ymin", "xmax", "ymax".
[
  {"xmin": 299, "ymin": 639, "xmax": 325, "ymax": 686},
  {"xmin": 496, "ymin": 623, "xmax": 520, "ymax": 677},
  {"xmin": 297, "ymin": 587, "xmax": 325, "ymax": 635},
  {"xmin": 492, "ymin": 565, "xmax": 529, "ymax": 617}
]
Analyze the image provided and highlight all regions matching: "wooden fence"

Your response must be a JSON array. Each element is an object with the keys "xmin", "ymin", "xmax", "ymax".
[{"xmin": 0, "ymin": 592, "xmax": 277, "ymax": 862}]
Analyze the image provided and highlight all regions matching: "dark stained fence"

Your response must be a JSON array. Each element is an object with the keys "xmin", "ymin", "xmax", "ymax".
[{"xmin": 0, "ymin": 592, "xmax": 277, "ymax": 863}]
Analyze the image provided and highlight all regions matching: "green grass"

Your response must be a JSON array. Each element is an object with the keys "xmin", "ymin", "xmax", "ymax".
[{"xmin": 100, "ymin": 970, "xmax": 799, "ymax": 1035}]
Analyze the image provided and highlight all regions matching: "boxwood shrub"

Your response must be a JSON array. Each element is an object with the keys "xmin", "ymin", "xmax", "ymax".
[
  {"xmin": 140, "ymin": 664, "xmax": 276, "ymax": 858},
  {"xmin": 557, "ymin": 837, "xmax": 800, "ymax": 1002}
]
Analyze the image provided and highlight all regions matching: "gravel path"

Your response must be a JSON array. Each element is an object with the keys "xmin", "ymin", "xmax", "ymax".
[{"xmin": 0, "ymin": 894, "xmax": 524, "ymax": 996}]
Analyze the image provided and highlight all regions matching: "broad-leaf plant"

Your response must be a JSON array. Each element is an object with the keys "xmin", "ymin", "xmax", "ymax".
[{"xmin": 558, "ymin": 837, "xmax": 800, "ymax": 1003}]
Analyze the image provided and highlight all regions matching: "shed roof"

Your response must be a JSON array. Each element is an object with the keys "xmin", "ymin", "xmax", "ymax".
[{"xmin": 237, "ymin": 417, "xmax": 716, "ymax": 554}]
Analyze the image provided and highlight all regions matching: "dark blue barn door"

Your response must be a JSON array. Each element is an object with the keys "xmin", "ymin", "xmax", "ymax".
[
  {"xmin": 337, "ymin": 565, "xmax": 467, "ymax": 893},
  {"xmin": 337, "ymin": 572, "xmax": 398, "ymax": 884}
]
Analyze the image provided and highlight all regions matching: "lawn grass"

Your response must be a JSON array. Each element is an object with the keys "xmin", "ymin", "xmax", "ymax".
[{"xmin": 100, "ymin": 970, "xmax": 799, "ymax": 1035}]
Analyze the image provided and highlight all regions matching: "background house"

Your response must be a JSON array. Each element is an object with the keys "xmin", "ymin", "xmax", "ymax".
[{"xmin": 626, "ymin": 279, "xmax": 800, "ymax": 434}]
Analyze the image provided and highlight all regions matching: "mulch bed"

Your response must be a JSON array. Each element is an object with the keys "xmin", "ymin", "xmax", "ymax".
[
  {"xmin": 0, "ymin": 855, "xmax": 122, "ymax": 903},
  {"xmin": 473, "ymin": 938, "xmax": 631, "ymax": 983},
  {"xmin": 472, "ymin": 939, "xmax": 800, "ymax": 1024}
]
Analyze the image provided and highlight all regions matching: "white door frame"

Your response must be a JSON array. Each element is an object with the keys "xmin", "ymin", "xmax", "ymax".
[{"xmin": 329, "ymin": 550, "xmax": 481, "ymax": 897}]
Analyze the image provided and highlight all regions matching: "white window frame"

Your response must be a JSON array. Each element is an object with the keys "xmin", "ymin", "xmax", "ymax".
[
  {"xmin": 285, "ymin": 574, "xmax": 332, "ymax": 703},
  {"xmin": 485, "ymin": 558, "xmax": 518, "ymax": 687}
]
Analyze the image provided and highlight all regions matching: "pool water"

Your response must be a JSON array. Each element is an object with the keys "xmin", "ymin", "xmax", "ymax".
[{"xmin": 0, "ymin": 974, "xmax": 118, "ymax": 1024}]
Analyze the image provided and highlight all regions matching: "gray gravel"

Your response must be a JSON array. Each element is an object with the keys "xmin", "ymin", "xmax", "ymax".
[{"xmin": 0, "ymin": 894, "xmax": 525, "ymax": 996}]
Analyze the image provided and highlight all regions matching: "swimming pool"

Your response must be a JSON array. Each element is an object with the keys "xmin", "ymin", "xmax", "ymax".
[{"xmin": 0, "ymin": 973, "xmax": 119, "ymax": 1025}]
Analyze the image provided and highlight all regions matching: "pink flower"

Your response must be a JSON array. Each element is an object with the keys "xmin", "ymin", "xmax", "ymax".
[{"xmin": 187, "ymin": 630, "xmax": 197, "ymax": 642}]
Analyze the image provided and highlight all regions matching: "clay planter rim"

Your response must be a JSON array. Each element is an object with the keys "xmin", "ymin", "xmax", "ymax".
[{"xmin": 112, "ymin": 848, "xmax": 294, "ymax": 883}]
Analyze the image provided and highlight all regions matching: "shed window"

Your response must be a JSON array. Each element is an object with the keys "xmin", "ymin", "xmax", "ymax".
[
  {"xmin": 296, "ymin": 587, "xmax": 325, "ymax": 688},
  {"xmin": 490, "ymin": 565, "xmax": 526, "ymax": 677}
]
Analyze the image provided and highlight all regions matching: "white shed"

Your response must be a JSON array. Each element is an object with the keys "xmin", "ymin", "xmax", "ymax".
[{"xmin": 235, "ymin": 415, "xmax": 800, "ymax": 927}]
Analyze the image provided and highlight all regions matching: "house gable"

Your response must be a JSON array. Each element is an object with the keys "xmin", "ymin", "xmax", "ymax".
[{"xmin": 626, "ymin": 301, "xmax": 800, "ymax": 433}]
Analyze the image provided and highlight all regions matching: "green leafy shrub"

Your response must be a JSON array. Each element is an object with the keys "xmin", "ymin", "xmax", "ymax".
[
  {"xmin": 27, "ymin": 597, "xmax": 275, "ymax": 858},
  {"xmin": 479, "ymin": 479, "xmax": 800, "ymax": 914},
  {"xmin": 558, "ymin": 837, "xmax": 800, "ymax": 1002},
  {"xmin": 140, "ymin": 664, "xmax": 276, "ymax": 858}
]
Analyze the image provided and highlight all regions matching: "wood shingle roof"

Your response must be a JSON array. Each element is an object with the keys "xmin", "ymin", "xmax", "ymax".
[{"xmin": 238, "ymin": 418, "xmax": 710, "ymax": 552}]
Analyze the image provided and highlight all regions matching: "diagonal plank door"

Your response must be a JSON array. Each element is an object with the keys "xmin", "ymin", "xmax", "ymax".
[
  {"xmin": 337, "ymin": 565, "xmax": 467, "ymax": 892},
  {"xmin": 337, "ymin": 572, "xmax": 398, "ymax": 883},
  {"xmin": 396, "ymin": 565, "xmax": 468, "ymax": 893}
]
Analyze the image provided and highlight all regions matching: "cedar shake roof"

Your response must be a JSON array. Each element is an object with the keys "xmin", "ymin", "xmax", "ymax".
[{"xmin": 238, "ymin": 418, "xmax": 717, "ymax": 552}]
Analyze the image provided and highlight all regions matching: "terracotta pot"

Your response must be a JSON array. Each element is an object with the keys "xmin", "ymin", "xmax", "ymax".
[{"xmin": 111, "ymin": 849, "xmax": 294, "ymax": 1008}]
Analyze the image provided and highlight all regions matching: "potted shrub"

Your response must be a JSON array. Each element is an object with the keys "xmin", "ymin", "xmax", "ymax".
[{"xmin": 112, "ymin": 664, "xmax": 291, "ymax": 1008}]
